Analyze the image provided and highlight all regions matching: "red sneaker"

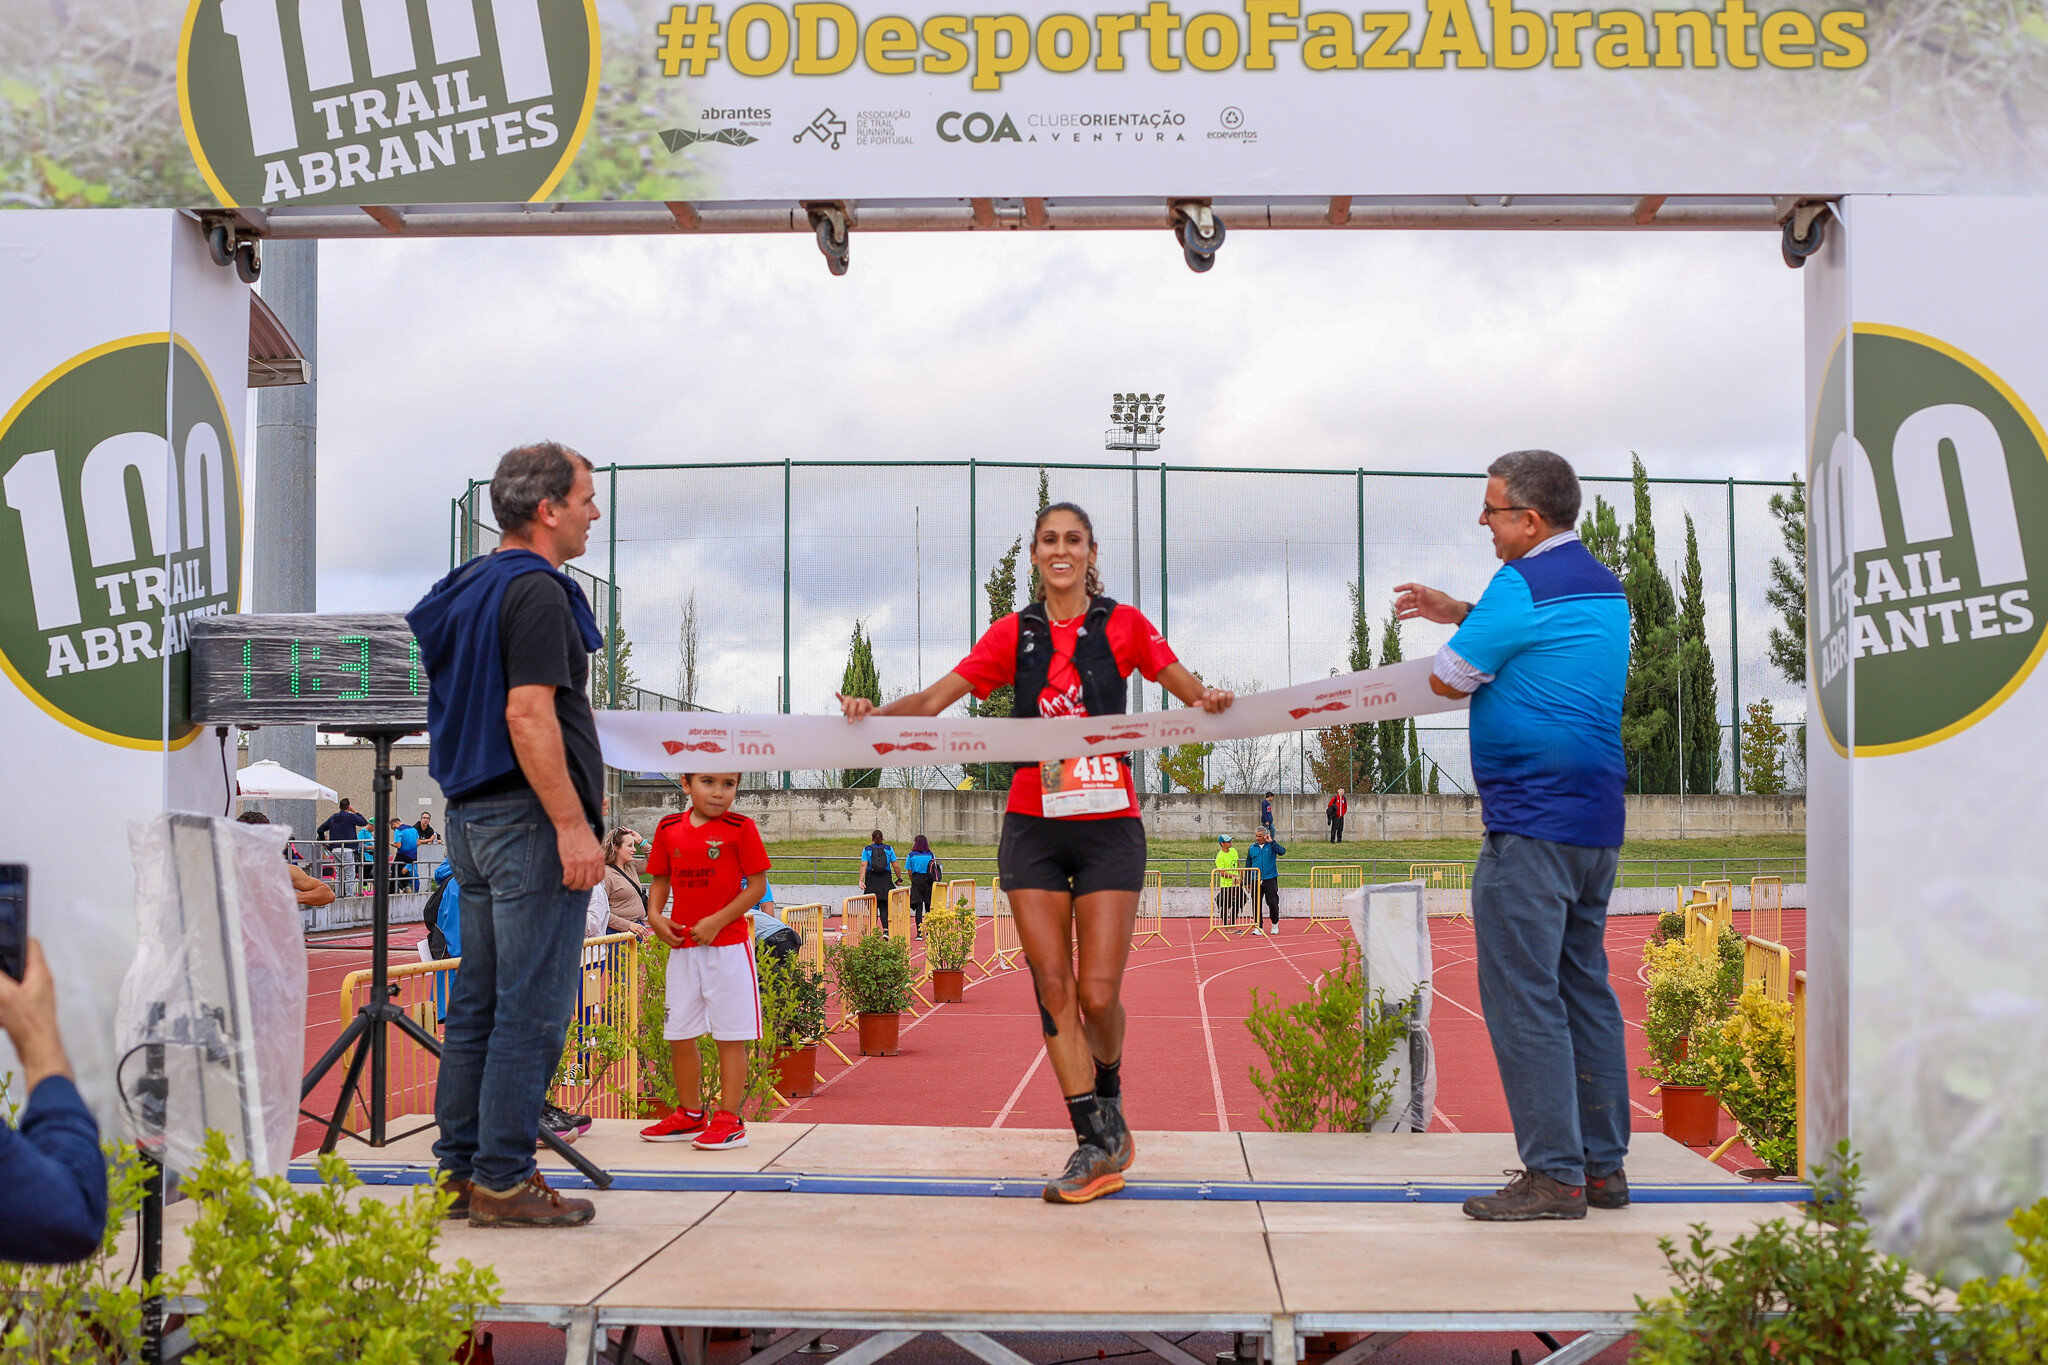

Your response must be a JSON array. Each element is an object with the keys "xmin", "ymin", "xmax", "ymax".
[
  {"xmin": 640, "ymin": 1106, "xmax": 708, "ymax": 1142},
  {"xmin": 693, "ymin": 1110, "xmax": 749, "ymax": 1150}
]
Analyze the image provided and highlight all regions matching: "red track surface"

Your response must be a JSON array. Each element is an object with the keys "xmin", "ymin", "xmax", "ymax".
[{"xmin": 299, "ymin": 909, "xmax": 1807, "ymax": 1169}]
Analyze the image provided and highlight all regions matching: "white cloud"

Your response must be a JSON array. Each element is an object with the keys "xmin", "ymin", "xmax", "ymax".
[{"xmin": 295, "ymin": 225, "xmax": 1807, "ymax": 753}]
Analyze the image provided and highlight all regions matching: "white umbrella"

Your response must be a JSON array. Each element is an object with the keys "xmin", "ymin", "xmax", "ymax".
[{"xmin": 235, "ymin": 759, "xmax": 338, "ymax": 803}]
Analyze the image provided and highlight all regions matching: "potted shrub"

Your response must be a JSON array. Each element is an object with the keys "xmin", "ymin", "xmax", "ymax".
[
  {"xmin": 1639, "ymin": 937, "xmax": 1730, "ymax": 1147},
  {"xmin": 924, "ymin": 895, "xmax": 975, "ymax": 1003},
  {"xmin": 832, "ymin": 928, "xmax": 913, "ymax": 1055},
  {"xmin": 1693, "ymin": 982, "xmax": 1799, "ymax": 1175},
  {"xmin": 760, "ymin": 951, "xmax": 828, "ymax": 1097}
]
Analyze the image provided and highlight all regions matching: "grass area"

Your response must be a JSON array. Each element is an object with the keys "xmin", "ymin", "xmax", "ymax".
[{"xmin": 758, "ymin": 833, "xmax": 1805, "ymax": 890}]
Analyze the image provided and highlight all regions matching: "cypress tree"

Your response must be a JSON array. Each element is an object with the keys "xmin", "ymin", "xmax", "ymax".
[
  {"xmin": 967, "ymin": 537, "xmax": 1022, "ymax": 789},
  {"xmin": 839, "ymin": 621, "xmax": 882, "ymax": 788},
  {"xmin": 1677, "ymin": 513, "xmax": 1722, "ymax": 793},
  {"xmin": 1765, "ymin": 476, "xmax": 1807, "ymax": 685},
  {"xmin": 1376, "ymin": 611, "xmax": 1408, "ymax": 792},
  {"xmin": 1343, "ymin": 583, "xmax": 1376, "ymax": 793},
  {"xmin": 1579, "ymin": 494, "xmax": 1623, "ymax": 574},
  {"xmin": 1619, "ymin": 455, "xmax": 1681, "ymax": 793}
]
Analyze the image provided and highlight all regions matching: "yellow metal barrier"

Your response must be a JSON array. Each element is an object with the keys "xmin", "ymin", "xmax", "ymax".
[
  {"xmin": 840, "ymin": 892, "xmax": 879, "ymax": 942},
  {"xmin": 781, "ymin": 902, "xmax": 828, "ymax": 972},
  {"xmin": 887, "ymin": 886, "xmax": 913, "ymax": 938},
  {"xmin": 1743, "ymin": 935, "xmax": 1793, "ymax": 1004},
  {"xmin": 980, "ymin": 877, "xmax": 1024, "ymax": 971},
  {"xmin": 1131, "ymin": 870, "xmax": 1168, "ymax": 948},
  {"xmin": 1204, "ymin": 866, "xmax": 1262, "ymax": 940},
  {"xmin": 1307, "ymin": 865, "xmax": 1363, "ymax": 935},
  {"xmin": 1686, "ymin": 889, "xmax": 1733, "ymax": 962},
  {"xmin": 1409, "ymin": 862, "xmax": 1472, "ymax": 923},
  {"xmin": 1749, "ymin": 875, "xmax": 1784, "ymax": 946},
  {"xmin": 339, "ymin": 933, "xmax": 643, "ymax": 1124},
  {"xmin": 1793, "ymin": 969, "xmax": 1808, "ymax": 1177}
]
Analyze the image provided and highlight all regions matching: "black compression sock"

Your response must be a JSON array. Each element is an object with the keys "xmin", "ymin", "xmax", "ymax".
[
  {"xmin": 1064, "ymin": 1092, "xmax": 1108, "ymax": 1147},
  {"xmin": 1093, "ymin": 1057, "xmax": 1122, "ymax": 1099}
]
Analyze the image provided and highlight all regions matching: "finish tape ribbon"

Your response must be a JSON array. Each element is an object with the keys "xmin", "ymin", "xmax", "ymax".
[{"xmin": 594, "ymin": 658, "xmax": 1467, "ymax": 774}]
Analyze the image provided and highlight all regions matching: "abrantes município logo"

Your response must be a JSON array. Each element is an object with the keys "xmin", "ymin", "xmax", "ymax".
[
  {"xmin": 1809, "ymin": 324, "xmax": 2048, "ymax": 755},
  {"xmin": 178, "ymin": 0, "xmax": 599, "ymax": 208},
  {"xmin": 0, "ymin": 336, "xmax": 241, "ymax": 749}
]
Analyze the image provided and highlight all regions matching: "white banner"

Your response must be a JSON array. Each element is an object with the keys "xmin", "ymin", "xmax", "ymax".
[{"xmin": 596, "ymin": 656, "xmax": 1465, "ymax": 772}]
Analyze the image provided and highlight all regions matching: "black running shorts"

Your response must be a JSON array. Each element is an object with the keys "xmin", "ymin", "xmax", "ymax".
[{"xmin": 998, "ymin": 812, "xmax": 1148, "ymax": 897}]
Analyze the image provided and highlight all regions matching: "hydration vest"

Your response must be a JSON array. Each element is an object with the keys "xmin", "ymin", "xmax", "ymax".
[{"xmin": 1012, "ymin": 596, "xmax": 1129, "ymax": 720}]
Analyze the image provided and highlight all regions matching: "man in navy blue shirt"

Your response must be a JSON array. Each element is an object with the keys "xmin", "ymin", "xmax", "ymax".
[
  {"xmin": 0, "ymin": 938, "xmax": 107, "ymax": 1263},
  {"xmin": 1396, "ymin": 449, "xmax": 1631, "ymax": 1222},
  {"xmin": 409, "ymin": 442, "xmax": 606, "ymax": 1230}
]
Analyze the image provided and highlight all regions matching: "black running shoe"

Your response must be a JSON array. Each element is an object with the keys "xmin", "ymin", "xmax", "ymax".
[
  {"xmin": 1462, "ymin": 1169, "xmax": 1587, "ymax": 1221},
  {"xmin": 1099, "ymin": 1095, "xmax": 1137, "ymax": 1173},
  {"xmin": 1043, "ymin": 1142, "xmax": 1125, "ymax": 1204},
  {"xmin": 537, "ymin": 1102, "xmax": 586, "ymax": 1148},
  {"xmin": 1586, "ymin": 1168, "xmax": 1629, "ymax": 1209}
]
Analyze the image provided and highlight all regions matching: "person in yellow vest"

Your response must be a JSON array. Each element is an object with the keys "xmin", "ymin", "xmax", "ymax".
[{"xmin": 1214, "ymin": 835, "xmax": 1245, "ymax": 926}]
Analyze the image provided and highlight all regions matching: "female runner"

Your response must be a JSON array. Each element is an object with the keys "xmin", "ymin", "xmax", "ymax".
[{"xmin": 840, "ymin": 502, "xmax": 1233, "ymax": 1203}]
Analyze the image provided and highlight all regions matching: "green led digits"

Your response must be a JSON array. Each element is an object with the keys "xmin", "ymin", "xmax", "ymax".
[
  {"xmin": 408, "ymin": 638, "xmax": 422, "ymax": 695},
  {"xmin": 242, "ymin": 639, "xmax": 253, "ymax": 697},
  {"xmin": 337, "ymin": 635, "xmax": 371, "ymax": 700},
  {"xmin": 290, "ymin": 638, "xmax": 300, "ymax": 695}
]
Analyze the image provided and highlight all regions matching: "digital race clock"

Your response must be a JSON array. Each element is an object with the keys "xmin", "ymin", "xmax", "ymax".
[{"xmin": 188, "ymin": 614, "xmax": 428, "ymax": 728}]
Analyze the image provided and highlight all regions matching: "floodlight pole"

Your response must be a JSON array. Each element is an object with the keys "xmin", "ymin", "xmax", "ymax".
[{"xmin": 1106, "ymin": 395, "xmax": 1163, "ymax": 799}]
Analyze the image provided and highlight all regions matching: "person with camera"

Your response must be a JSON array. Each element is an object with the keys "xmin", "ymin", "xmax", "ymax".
[{"xmin": 0, "ymin": 938, "xmax": 107, "ymax": 1263}]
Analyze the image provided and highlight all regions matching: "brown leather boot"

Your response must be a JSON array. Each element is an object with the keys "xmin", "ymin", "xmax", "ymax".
[
  {"xmin": 469, "ymin": 1172, "xmax": 596, "ymax": 1228},
  {"xmin": 441, "ymin": 1176, "xmax": 472, "ymax": 1220},
  {"xmin": 1461, "ymin": 1169, "xmax": 1587, "ymax": 1221}
]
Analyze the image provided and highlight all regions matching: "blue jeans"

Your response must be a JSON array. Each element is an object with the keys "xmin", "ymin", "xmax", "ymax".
[
  {"xmin": 433, "ymin": 790, "xmax": 587, "ymax": 1191},
  {"xmin": 1471, "ymin": 830, "xmax": 1630, "ymax": 1187}
]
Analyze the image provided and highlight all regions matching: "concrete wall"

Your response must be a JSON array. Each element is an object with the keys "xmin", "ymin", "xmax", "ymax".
[{"xmin": 620, "ymin": 783, "xmax": 1806, "ymax": 844}]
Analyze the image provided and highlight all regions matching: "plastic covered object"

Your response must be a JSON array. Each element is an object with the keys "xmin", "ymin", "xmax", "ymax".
[
  {"xmin": 115, "ymin": 813, "xmax": 307, "ymax": 1178},
  {"xmin": 1345, "ymin": 881, "xmax": 1437, "ymax": 1134}
]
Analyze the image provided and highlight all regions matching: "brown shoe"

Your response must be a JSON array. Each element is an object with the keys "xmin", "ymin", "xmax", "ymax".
[
  {"xmin": 469, "ymin": 1172, "xmax": 596, "ymax": 1228},
  {"xmin": 441, "ymin": 1176, "xmax": 472, "ymax": 1220},
  {"xmin": 1462, "ymin": 1169, "xmax": 1587, "ymax": 1221},
  {"xmin": 1586, "ymin": 1167, "xmax": 1629, "ymax": 1209}
]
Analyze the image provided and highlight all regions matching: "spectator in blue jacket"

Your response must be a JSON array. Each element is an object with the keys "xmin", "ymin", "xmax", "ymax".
[
  {"xmin": 393, "ymin": 820, "xmax": 421, "ymax": 892},
  {"xmin": 0, "ymin": 938, "xmax": 107, "ymax": 1264},
  {"xmin": 1244, "ymin": 828, "xmax": 1287, "ymax": 935}
]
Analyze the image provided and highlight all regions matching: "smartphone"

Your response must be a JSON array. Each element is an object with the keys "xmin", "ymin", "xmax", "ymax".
[{"xmin": 0, "ymin": 864, "xmax": 24, "ymax": 983}]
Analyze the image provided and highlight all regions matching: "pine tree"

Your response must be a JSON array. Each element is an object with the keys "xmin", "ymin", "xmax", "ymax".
[
  {"xmin": 838, "ymin": 621, "xmax": 882, "ymax": 787},
  {"xmin": 967, "ymin": 537, "xmax": 1022, "ymax": 789},
  {"xmin": 1766, "ymin": 476, "xmax": 1807, "ymax": 686},
  {"xmin": 1579, "ymin": 494, "xmax": 1623, "ymax": 573},
  {"xmin": 1376, "ymin": 611, "xmax": 1409, "ymax": 792},
  {"xmin": 1620, "ymin": 454, "xmax": 1681, "ymax": 793},
  {"xmin": 1678, "ymin": 514, "xmax": 1722, "ymax": 793}
]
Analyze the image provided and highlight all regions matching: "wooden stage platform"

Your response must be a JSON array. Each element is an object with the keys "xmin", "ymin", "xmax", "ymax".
[{"xmin": 157, "ymin": 1125, "xmax": 1808, "ymax": 1365}]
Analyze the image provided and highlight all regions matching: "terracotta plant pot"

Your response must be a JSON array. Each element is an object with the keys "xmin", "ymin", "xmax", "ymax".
[
  {"xmin": 1661, "ymin": 1084, "xmax": 1721, "ymax": 1146},
  {"xmin": 858, "ymin": 1011, "xmax": 901, "ymax": 1056},
  {"xmin": 774, "ymin": 1044, "xmax": 818, "ymax": 1097},
  {"xmin": 932, "ymin": 968, "xmax": 966, "ymax": 1003}
]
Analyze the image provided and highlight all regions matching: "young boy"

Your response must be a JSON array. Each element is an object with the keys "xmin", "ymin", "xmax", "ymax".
[{"xmin": 638, "ymin": 772, "xmax": 769, "ymax": 1150}]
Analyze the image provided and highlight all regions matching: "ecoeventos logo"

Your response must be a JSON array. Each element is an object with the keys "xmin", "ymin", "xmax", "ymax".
[
  {"xmin": 1809, "ymin": 324, "xmax": 2048, "ymax": 756},
  {"xmin": 0, "ymin": 337, "xmax": 241, "ymax": 749},
  {"xmin": 177, "ymin": 0, "xmax": 600, "ymax": 208}
]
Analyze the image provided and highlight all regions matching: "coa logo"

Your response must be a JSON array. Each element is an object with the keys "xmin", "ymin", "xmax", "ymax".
[
  {"xmin": 0, "ymin": 337, "xmax": 241, "ymax": 748},
  {"xmin": 1810, "ymin": 324, "xmax": 2048, "ymax": 754},
  {"xmin": 178, "ymin": 0, "xmax": 599, "ymax": 207}
]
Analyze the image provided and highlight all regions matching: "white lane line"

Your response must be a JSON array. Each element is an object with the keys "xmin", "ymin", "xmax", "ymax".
[{"xmin": 990, "ymin": 1049, "xmax": 1049, "ymax": 1129}]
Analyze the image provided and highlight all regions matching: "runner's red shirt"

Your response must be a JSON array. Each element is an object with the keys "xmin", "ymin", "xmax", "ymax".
[
  {"xmin": 952, "ymin": 604, "xmax": 1177, "ymax": 820},
  {"xmin": 647, "ymin": 808, "xmax": 771, "ymax": 946}
]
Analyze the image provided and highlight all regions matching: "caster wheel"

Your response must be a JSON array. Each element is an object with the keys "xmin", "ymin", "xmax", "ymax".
[
  {"xmin": 1183, "ymin": 246, "xmax": 1216, "ymax": 273},
  {"xmin": 207, "ymin": 222, "xmax": 234, "ymax": 267},
  {"xmin": 234, "ymin": 238, "xmax": 261, "ymax": 284},
  {"xmin": 1781, "ymin": 212, "xmax": 1827, "ymax": 269}
]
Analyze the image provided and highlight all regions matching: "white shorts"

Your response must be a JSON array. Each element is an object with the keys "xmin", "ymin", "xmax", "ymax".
[{"xmin": 663, "ymin": 940, "xmax": 762, "ymax": 1042}]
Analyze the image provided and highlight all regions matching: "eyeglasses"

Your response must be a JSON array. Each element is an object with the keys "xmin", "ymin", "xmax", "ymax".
[{"xmin": 1479, "ymin": 502, "xmax": 1534, "ymax": 520}]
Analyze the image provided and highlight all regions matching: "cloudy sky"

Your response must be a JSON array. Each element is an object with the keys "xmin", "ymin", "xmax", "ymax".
[{"xmin": 284, "ymin": 224, "xmax": 1808, "ymax": 783}]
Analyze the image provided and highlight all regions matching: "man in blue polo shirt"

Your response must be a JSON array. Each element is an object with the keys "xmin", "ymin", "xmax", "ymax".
[{"xmin": 1395, "ymin": 449, "xmax": 1630, "ymax": 1222}]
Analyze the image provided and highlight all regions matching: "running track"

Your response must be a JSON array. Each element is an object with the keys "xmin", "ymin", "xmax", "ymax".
[{"xmin": 299, "ymin": 908, "xmax": 1807, "ymax": 1169}]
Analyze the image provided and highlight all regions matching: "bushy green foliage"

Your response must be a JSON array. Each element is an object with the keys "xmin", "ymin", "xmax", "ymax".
[
  {"xmin": 170, "ymin": 1133, "xmax": 497, "ymax": 1365},
  {"xmin": 0, "ymin": 1123, "xmax": 148, "ymax": 1364},
  {"xmin": 761, "ymin": 950, "xmax": 828, "ymax": 1047},
  {"xmin": 1742, "ymin": 700, "xmax": 1790, "ymax": 796},
  {"xmin": 1955, "ymin": 1197, "xmax": 2048, "ymax": 1360},
  {"xmin": 1634, "ymin": 1150, "xmax": 1955, "ymax": 1364},
  {"xmin": 635, "ymin": 935, "xmax": 678, "ymax": 1108},
  {"xmin": 832, "ymin": 927, "xmax": 914, "ymax": 1015},
  {"xmin": 839, "ymin": 621, "xmax": 882, "ymax": 787},
  {"xmin": 922, "ymin": 896, "xmax": 976, "ymax": 972},
  {"xmin": 1692, "ymin": 983, "xmax": 1799, "ymax": 1175},
  {"xmin": 1246, "ymin": 942, "xmax": 1412, "ymax": 1132},
  {"xmin": 1640, "ymin": 937, "xmax": 1727, "ymax": 1085}
]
